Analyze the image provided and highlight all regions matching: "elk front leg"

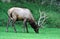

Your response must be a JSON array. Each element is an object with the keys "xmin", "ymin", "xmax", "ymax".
[
  {"xmin": 25, "ymin": 22, "xmax": 29, "ymax": 33},
  {"xmin": 6, "ymin": 17, "xmax": 11, "ymax": 32},
  {"xmin": 23, "ymin": 19, "xmax": 29, "ymax": 33}
]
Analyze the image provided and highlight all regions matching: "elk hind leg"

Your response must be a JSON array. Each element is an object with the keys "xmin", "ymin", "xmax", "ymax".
[
  {"xmin": 6, "ymin": 17, "xmax": 11, "ymax": 32},
  {"xmin": 12, "ymin": 16, "xmax": 17, "ymax": 33}
]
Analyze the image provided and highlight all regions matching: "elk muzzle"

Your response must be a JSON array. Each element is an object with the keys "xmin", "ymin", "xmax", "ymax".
[{"xmin": 34, "ymin": 28, "xmax": 39, "ymax": 33}]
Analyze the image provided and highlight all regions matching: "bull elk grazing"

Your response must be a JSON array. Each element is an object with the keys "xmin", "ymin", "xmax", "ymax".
[{"xmin": 6, "ymin": 7, "xmax": 46, "ymax": 33}]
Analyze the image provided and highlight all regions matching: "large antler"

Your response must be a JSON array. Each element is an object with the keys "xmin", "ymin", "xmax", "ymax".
[{"xmin": 38, "ymin": 9, "xmax": 47, "ymax": 28}]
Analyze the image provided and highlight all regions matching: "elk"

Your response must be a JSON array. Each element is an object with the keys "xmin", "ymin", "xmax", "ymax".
[{"xmin": 6, "ymin": 7, "xmax": 46, "ymax": 33}]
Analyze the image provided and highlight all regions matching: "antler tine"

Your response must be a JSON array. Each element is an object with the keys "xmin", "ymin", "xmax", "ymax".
[{"xmin": 38, "ymin": 9, "xmax": 41, "ymax": 27}]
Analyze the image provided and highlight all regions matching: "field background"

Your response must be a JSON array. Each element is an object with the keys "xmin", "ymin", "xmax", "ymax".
[
  {"xmin": 0, "ymin": 0, "xmax": 60, "ymax": 39},
  {"xmin": 0, "ymin": 26, "xmax": 60, "ymax": 39}
]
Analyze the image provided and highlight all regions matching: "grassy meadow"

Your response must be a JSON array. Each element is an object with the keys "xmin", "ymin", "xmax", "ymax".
[
  {"xmin": 0, "ymin": 1, "xmax": 60, "ymax": 39},
  {"xmin": 0, "ymin": 26, "xmax": 60, "ymax": 39}
]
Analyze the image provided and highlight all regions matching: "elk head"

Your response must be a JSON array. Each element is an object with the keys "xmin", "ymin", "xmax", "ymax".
[{"xmin": 33, "ymin": 9, "xmax": 47, "ymax": 33}]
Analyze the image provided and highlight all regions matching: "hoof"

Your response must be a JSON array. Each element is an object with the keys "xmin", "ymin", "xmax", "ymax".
[
  {"xmin": 27, "ymin": 32, "xmax": 29, "ymax": 33},
  {"xmin": 35, "ymin": 31, "xmax": 39, "ymax": 33},
  {"xmin": 6, "ymin": 30, "xmax": 8, "ymax": 32},
  {"xmin": 6, "ymin": 29, "xmax": 8, "ymax": 32},
  {"xmin": 14, "ymin": 31, "xmax": 17, "ymax": 33}
]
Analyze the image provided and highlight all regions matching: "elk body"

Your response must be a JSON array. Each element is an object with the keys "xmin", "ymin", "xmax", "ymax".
[{"xmin": 6, "ymin": 7, "xmax": 39, "ymax": 33}]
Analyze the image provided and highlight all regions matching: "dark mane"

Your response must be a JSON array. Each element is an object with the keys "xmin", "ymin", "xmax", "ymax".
[{"xmin": 29, "ymin": 19, "xmax": 39, "ymax": 33}]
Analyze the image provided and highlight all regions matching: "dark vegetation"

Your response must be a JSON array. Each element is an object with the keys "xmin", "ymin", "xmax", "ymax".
[{"xmin": 0, "ymin": 0, "xmax": 60, "ymax": 28}]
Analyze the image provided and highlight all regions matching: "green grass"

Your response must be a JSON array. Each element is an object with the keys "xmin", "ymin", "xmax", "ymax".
[
  {"xmin": 0, "ymin": 2, "xmax": 60, "ymax": 39},
  {"xmin": 0, "ymin": 26, "xmax": 60, "ymax": 39}
]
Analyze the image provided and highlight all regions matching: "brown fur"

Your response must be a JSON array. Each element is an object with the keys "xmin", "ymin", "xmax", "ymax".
[{"xmin": 6, "ymin": 7, "xmax": 39, "ymax": 33}]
